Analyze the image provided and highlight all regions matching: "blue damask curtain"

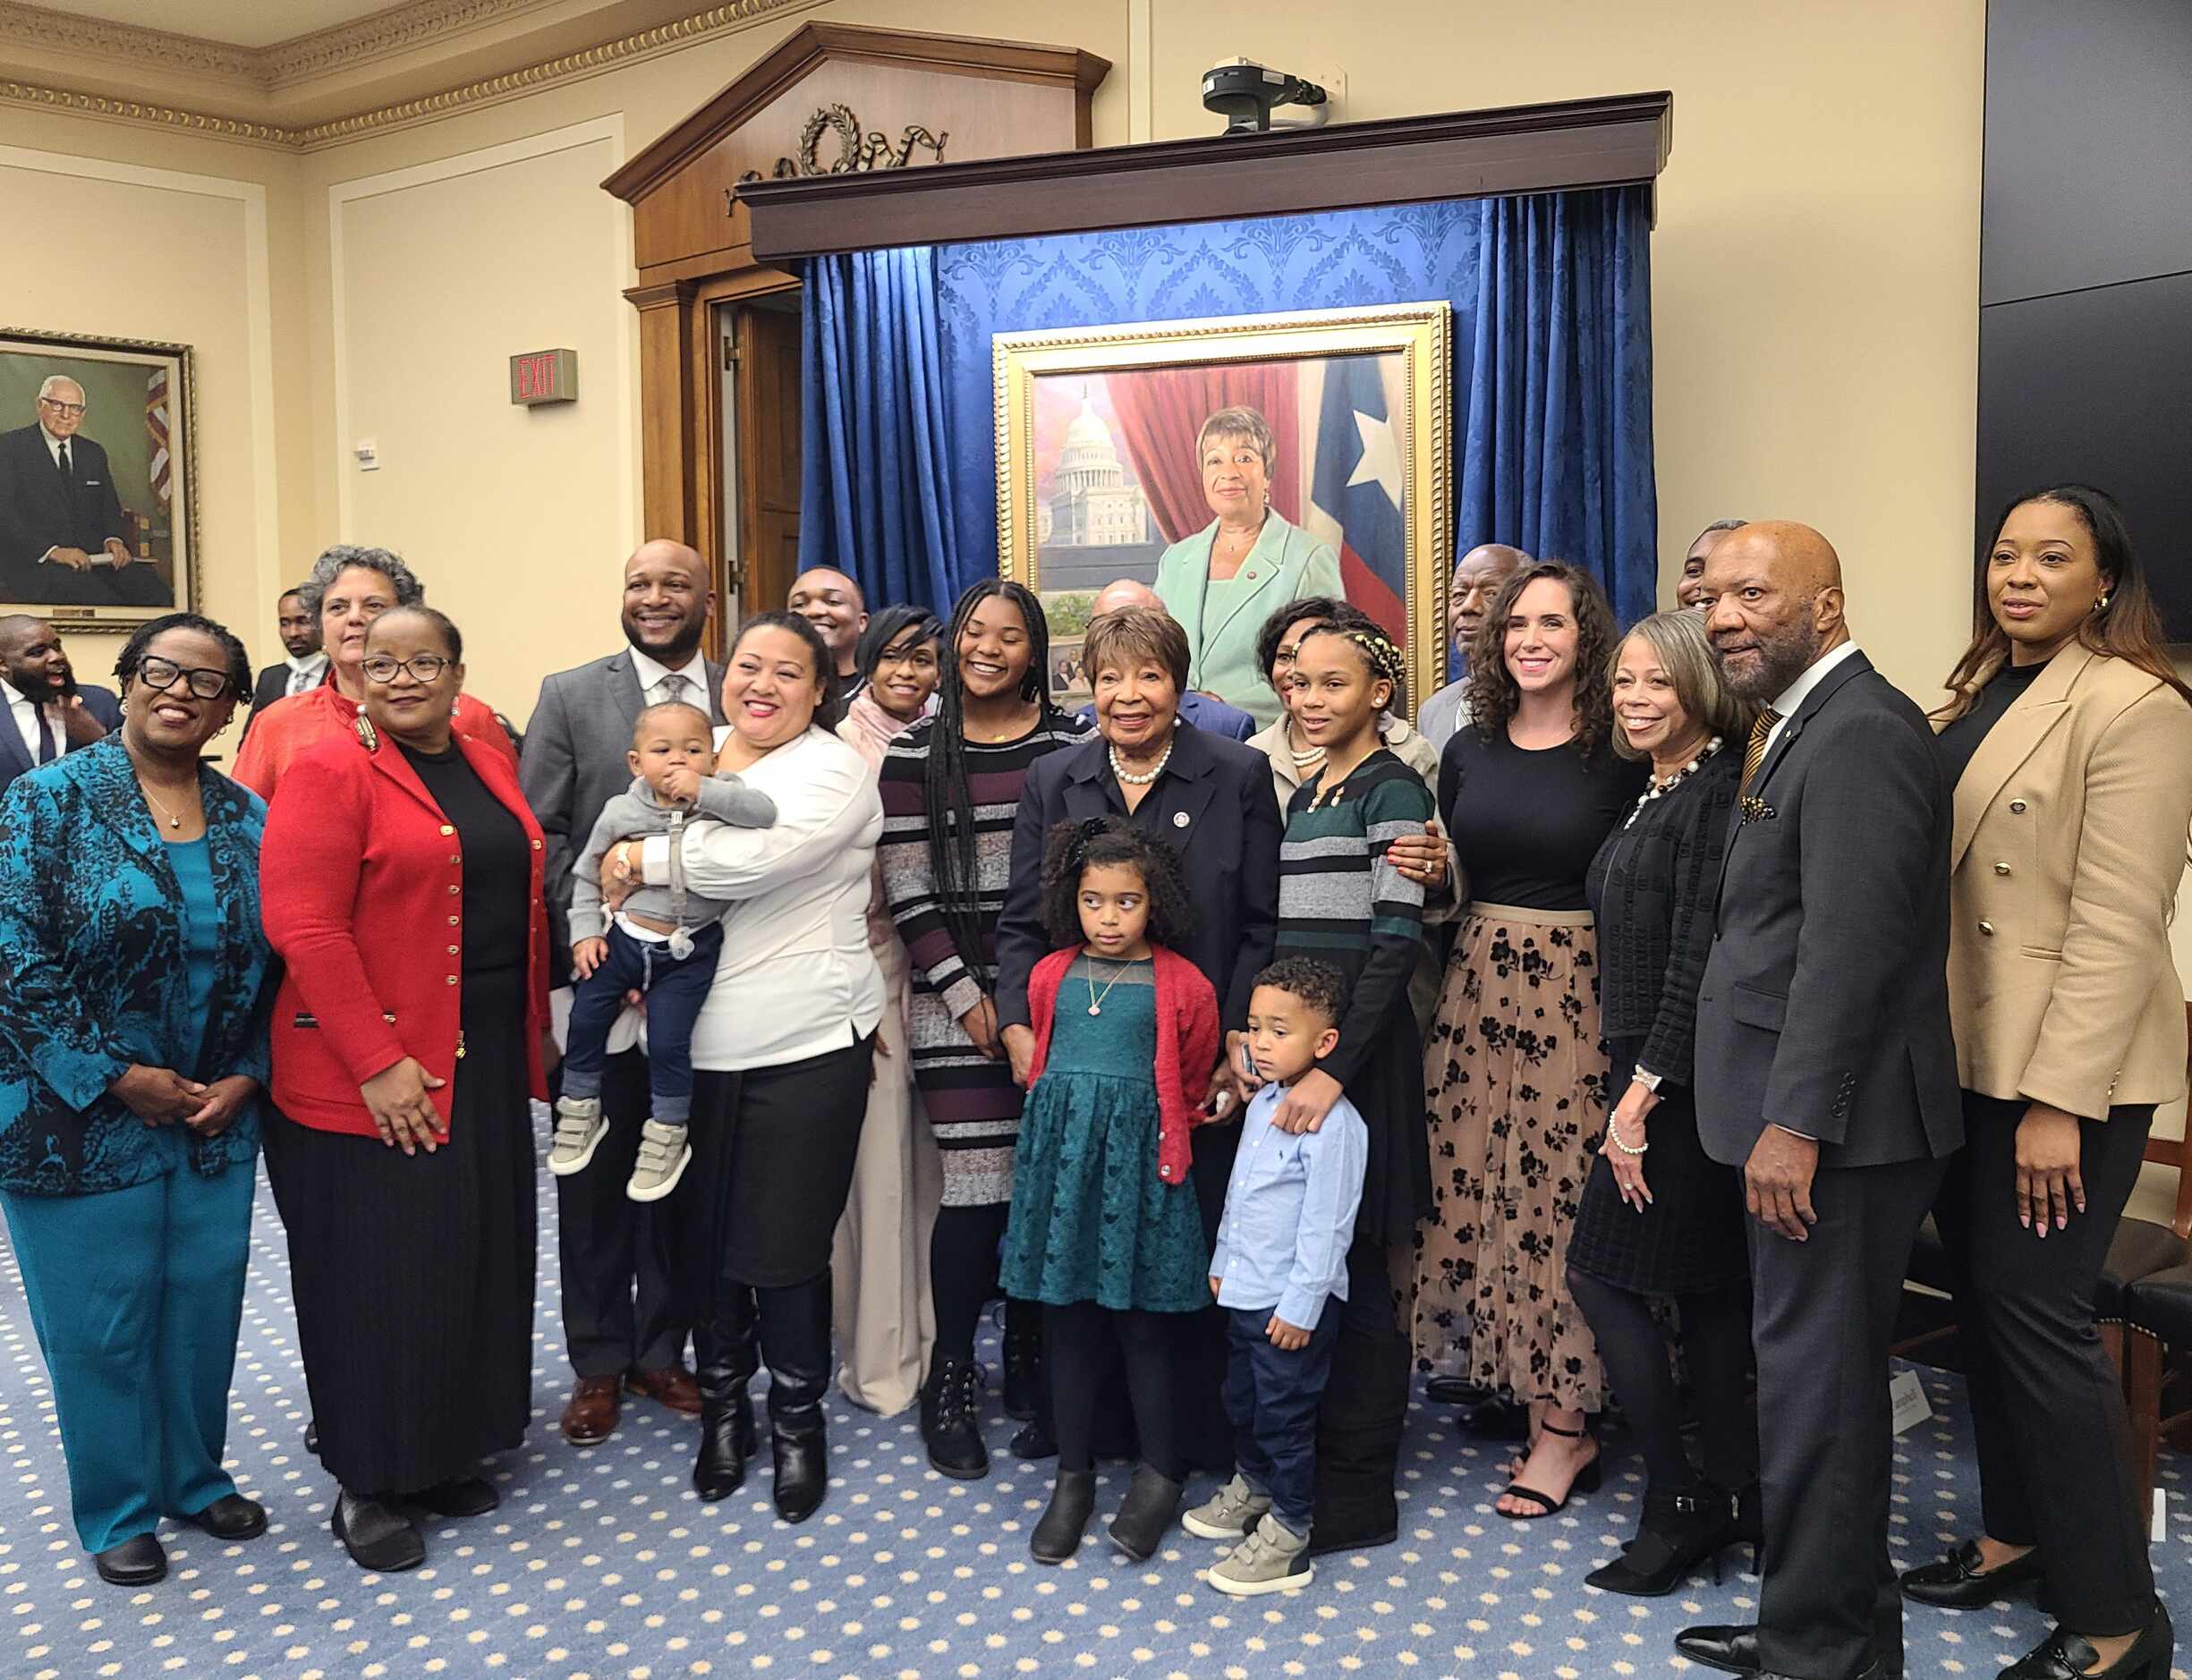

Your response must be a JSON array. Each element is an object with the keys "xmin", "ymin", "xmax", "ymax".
[
  {"xmin": 927, "ymin": 189, "xmax": 1658, "ymax": 621},
  {"xmin": 797, "ymin": 246, "xmax": 959, "ymax": 614}
]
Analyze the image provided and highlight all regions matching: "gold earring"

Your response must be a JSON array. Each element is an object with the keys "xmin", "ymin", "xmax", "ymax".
[{"xmin": 2094, "ymin": 594, "xmax": 2112, "ymax": 614}]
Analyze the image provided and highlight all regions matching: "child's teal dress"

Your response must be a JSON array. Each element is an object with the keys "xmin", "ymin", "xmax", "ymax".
[{"xmin": 998, "ymin": 955, "xmax": 1208, "ymax": 1312}]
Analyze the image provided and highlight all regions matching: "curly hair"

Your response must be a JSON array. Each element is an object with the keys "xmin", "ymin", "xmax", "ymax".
[
  {"xmin": 1037, "ymin": 816, "xmax": 1196, "ymax": 951},
  {"xmin": 1253, "ymin": 594, "xmax": 1347, "ymax": 684},
  {"xmin": 1251, "ymin": 957, "xmax": 1348, "ymax": 1027},
  {"xmin": 1462, "ymin": 560, "xmax": 1619, "ymax": 758},
  {"xmin": 298, "ymin": 544, "xmax": 422, "ymax": 619}
]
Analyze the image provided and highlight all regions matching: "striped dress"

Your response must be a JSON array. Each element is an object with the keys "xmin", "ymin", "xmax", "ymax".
[
  {"xmin": 1277, "ymin": 747, "xmax": 1437, "ymax": 1247},
  {"xmin": 879, "ymin": 713, "xmax": 1088, "ymax": 1207}
]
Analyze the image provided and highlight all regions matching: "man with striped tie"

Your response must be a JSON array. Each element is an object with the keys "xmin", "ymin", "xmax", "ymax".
[
  {"xmin": 521, "ymin": 539, "xmax": 728, "ymax": 1449},
  {"xmin": 1677, "ymin": 522, "xmax": 1961, "ymax": 1680}
]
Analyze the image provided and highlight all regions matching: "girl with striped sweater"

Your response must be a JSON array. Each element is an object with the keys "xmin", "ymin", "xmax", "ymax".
[{"xmin": 1264, "ymin": 619, "xmax": 1437, "ymax": 1554}]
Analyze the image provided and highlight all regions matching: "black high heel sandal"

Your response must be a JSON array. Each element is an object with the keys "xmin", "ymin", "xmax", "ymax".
[
  {"xmin": 2001, "ymin": 1599, "xmax": 2172, "ymax": 1680},
  {"xmin": 1585, "ymin": 1479, "xmax": 1740, "ymax": 1595},
  {"xmin": 1495, "ymin": 1420, "xmax": 1602, "ymax": 1520}
]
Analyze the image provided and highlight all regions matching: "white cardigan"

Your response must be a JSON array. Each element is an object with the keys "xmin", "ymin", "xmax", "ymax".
[{"xmin": 638, "ymin": 725, "xmax": 885, "ymax": 1071}]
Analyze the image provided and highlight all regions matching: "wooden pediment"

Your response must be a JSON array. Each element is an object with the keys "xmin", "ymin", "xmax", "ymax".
[{"xmin": 604, "ymin": 21, "xmax": 1108, "ymax": 283}]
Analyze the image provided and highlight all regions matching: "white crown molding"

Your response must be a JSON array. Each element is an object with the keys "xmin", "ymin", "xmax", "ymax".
[{"xmin": 0, "ymin": 0, "xmax": 817, "ymax": 151}]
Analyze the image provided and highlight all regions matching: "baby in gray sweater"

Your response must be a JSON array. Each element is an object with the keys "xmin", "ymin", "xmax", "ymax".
[{"xmin": 551, "ymin": 700, "xmax": 777, "ymax": 1201}]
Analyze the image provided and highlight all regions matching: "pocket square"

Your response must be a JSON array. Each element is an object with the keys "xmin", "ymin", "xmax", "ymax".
[{"xmin": 1739, "ymin": 794, "xmax": 1778, "ymax": 824}]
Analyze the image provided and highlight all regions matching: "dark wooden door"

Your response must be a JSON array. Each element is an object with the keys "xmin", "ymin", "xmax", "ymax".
[{"xmin": 733, "ymin": 300, "xmax": 803, "ymax": 627}]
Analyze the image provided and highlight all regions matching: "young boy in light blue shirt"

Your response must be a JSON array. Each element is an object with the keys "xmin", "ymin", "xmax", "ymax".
[{"xmin": 1186, "ymin": 958, "xmax": 1367, "ymax": 1595}]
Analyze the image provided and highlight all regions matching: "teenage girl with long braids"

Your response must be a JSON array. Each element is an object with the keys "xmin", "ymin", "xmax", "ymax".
[{"xmin": 879, "ymin": 581, "xmax": 1087, "ymax": 1479}]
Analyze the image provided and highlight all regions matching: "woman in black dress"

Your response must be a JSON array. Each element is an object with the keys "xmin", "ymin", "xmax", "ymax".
[
  {"xmin": 262, "ymin": 605, "xmax": 549, "ymax": 1573},
  {"xmin": 1565, "ymin": 610, "xmax": 1759, "ymax": 1593}
]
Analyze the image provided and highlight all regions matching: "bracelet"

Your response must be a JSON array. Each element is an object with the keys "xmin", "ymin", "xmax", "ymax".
[{"xmin": 1608, "ymin": 1116, "xmax": 1649, "ymax": 1156}]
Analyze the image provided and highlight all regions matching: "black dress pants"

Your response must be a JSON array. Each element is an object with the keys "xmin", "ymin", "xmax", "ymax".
[
  {"xmin": 556, "ymin": 1048, "xmax": 684, "ymax": 1379},
  {"xmin": 1932, "ymin": 1090, "xmax": 2155, "ymax": 1636},
  {"xmin": 1750, "ymin": 1153, "xmax": 1944, "ymax": 1680}
]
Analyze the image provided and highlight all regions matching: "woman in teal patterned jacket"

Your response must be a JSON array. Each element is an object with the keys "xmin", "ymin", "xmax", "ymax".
[{"xmin": 0, "ymin": 612, "xmax": 276, "ymax": 1590}]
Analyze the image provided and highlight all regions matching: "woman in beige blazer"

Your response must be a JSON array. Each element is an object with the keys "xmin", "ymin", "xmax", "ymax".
[{"xmin": 1900, "ymin": 486, "xmax": 2192, "ymax": 1680}]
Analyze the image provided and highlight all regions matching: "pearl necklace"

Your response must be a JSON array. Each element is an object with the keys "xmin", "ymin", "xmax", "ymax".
[
  {"xmin": 1622, "ymin": 735, "xmax": 1723, "ymax": 828},
  {"xmin": 1287, "ymin": 725, "xmax": 1325, "ymax": 770},
  {"xmin": 1109, "ymin": 740, "xmax": 1173, "ymax": 786}
]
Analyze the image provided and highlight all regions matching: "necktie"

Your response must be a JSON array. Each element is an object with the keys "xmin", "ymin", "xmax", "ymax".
[
  {"xmin": 34, "ymin": 704, "xmax": 56, "ymax": 765},
  {"xmin": 1740, "ymin": 708, "xmax": 1781, "ymax": 794},
  {"xmin": 654, "ymin": 673, "xmax": 692, "ymax": 707},
  {"xmin": 55, "ymin": 440, "xmax": 72, "ymax": 489}
]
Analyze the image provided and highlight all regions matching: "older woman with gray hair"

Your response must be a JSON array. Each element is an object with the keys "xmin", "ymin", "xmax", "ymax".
[
  {"xmin": 233, "ymin": 544, "xmax": 515, "ymax": 798},
  {"xmin": 1151, "ymin": 405, "xmax": 1344, "ymax": 729}
]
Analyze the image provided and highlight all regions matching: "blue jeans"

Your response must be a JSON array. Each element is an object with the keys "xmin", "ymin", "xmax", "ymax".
[
  {"xmin": 1224, "ymin": 1299, "xmax": 1340, "ymax": 1535},
  {"xmin": 563, "ymin": 921, "xmax": 724, "ymax": 1125}
]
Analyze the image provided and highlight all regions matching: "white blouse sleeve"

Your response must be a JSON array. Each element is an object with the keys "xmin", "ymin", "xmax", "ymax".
[{"xmin": 639, "ymin": 735, "xmax": 881, "ymax": 903}]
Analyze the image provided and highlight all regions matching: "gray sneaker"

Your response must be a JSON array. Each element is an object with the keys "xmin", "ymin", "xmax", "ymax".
[
  {"xmin": 1206, "ymin": 1514, "xmax": 1313, "ymax": 1596},
  {"xmin": 1181, "ymin": 1474, "xmax": 1271, "ymax": 1540},
  {"xmin": 626, "ymin": 1119, "xmax": 691, "ymax": 1202},
  {"xmin": 547, "ymin": 1097, "xmax": 607, "ymax": 1176}
]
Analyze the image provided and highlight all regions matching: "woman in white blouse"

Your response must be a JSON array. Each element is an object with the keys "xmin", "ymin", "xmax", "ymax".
[{"xmin": 596, "ymin": 610, "xmax": 882, "ymax": 1525}]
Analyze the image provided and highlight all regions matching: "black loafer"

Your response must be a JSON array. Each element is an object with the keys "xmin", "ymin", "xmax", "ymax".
[
  {"xmin": 93, "ymin": 1532, "xmax": 167, "ymax": 1586},
  {"xmin": 1677, "ymin": 1624, "xmax": 1901, "ymax": 1680},
  {"xmin": 1900, "ymin": 1537, "xmax": 2044, "ymax": 1609},
  {"xmin": 188, "ymin": 1493, "xmax": 268, "ymax": 1540},
  {"xmin": 407, "ymin": 1476, "xmax": 499, "ymax": 1518},
  {"xmin": 1010, "ymin": 1420, "xmax": 1058, "ymax": 1461},
  {"xmin": 2001, "ymin": 1599, "xmax": 2172, "ymax": 1679},
  {"xmin": 332, "ymin": 1489, "xmax": 426, "ymax": 1573}
]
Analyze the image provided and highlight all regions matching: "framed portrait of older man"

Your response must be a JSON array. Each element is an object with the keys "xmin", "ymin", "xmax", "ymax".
[
  {"xmin": 0, "ymin": 327, "xmax": 196, "ymax": 629},
  {"xmin": 994, "ymin": 302, "xmax": 1450, "ymax": 726}
]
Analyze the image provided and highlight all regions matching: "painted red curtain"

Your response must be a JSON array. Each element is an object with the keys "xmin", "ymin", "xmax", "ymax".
[{"xmin": 1104, "ymin": 363, "xmax": 1301, "ymax": 544}]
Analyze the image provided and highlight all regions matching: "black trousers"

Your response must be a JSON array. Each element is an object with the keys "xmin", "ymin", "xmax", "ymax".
[
  {"xmin": 1309, "ymin": 1239, "xmax": 1412, "ymax": 1550},
  {"xmin": 1750, "ymin": 1152, "xmax": 1944, "ymax": 1680},
  {"xmin": 555, "ymin": 1048, "xmax": 684, "ymax": 1379},
  {"xmin": 1932, "ymin": 1090, "xmax": 2155, "ymax": 1635}
]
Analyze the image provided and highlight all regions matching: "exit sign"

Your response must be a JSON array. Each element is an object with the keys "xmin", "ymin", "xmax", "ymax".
[{"xmin": 509, "ymin": 348, "xmax": 578, "ymax": 405}]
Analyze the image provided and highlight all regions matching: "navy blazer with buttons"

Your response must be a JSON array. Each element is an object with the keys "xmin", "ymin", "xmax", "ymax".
[
  {"xmin": 994, "ymin": 720, "xmax": 1281, "ymax": 1036},
  {"xmin": 0, "ymin": 682, "xmax": 122, "ymax": 793}
]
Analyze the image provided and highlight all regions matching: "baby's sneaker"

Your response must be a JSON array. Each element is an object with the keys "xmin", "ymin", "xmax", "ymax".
[
  {"xmin": 1206, "ymin": 1514, "xmax": 1313, "ymax": 1596},
  {"xmin": 627, "ymin": 1119, "xmax": 691, "ymax": 1202},
  {"xmin": 1182, "ymin": 1474, "xmax": 1270, "ymax": 1540},
  {"xmin": 547, "ymin": 1097, "xmax": 607, "ymax": 1176}
]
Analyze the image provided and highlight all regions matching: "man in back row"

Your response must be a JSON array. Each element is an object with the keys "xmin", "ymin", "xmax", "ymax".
[
  {"xmin": 243, "ymin": 585, "xmax": 328, "ymax": 734},
  {"xmin": 0, "ymin": 614, "xmax": 117, "ymax": 793}
]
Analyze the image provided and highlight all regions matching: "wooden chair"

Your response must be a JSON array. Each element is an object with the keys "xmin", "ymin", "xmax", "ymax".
[{"xmin": 2111, "ymin": 1004, "xmax": 2192, "ymax": 1513}]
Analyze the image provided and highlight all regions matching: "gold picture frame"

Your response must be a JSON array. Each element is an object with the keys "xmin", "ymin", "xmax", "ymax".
[
  {"xmin": 994, "ymin": 301, "xmax": 1451, "ymax": 721},
  {"xmin": 0, "ymin": 326, "xmax": 198, "ymax": 632}
]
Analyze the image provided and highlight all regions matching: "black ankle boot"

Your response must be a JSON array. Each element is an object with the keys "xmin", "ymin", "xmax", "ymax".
[
  {"xmin": 1031, "ymin": 1468, "xmax": 1097, "ymax": 1563},
  {"xmin": 921, "ymin": 1355, "xmax": 990, "ymax": 1479},
  {"xmin": 759, "ymin": 1277, "xmax": 833, "ymax": 1523},
  {"xmin": 693, "ymin": 1283, "xmax": 760, "ymax": 1502},
  {"xmin": 1108, "ymin": 1463, "xmax": 1184, "ymax": 1562},
  {"xmin": 1585, "ymin": 1479, "xmax": 1738, "ymax": 1596},
  {"xmin": 1002, "ymin": 1300, "xmax": 1043, "ymax": 1422}
]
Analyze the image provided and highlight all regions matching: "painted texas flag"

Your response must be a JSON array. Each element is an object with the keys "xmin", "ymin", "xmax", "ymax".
[{"xmin": 1303, "ymin": 355, "xmax": 1406, "ymax": 639}]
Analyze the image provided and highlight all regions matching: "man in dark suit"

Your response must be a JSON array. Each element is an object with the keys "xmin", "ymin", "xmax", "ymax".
[
  {"xmin": 521, "ymin": 539, "xmax": 726, "ymax": 1447},
  {"xmin": 0, "ymin": 614, "xmax": 120, "ymax": 792},
  {"xmin": 243, "ymin": 585, "xmax": 327, "ymax": 732},
  {"xmin": 1676, "ymin": 523, "xmax": 1963, "ymax": 1680},
  {"xmin": 0, "ymin": 376, "xmax": 166, "ymax": 607}
]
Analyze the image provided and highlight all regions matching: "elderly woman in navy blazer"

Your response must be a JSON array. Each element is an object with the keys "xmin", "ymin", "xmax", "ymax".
[{"xmin": 0, "ymin": 612, "xmax": 275, "ymax": 1590}]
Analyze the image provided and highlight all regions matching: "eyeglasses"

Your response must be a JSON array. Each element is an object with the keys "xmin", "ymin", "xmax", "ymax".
[
  {"xmin": 135, "ymin": 658, "xmax": 232, "ymax": 700},
  {"xmin": 38, "ymin": 397, "xmax": 87, "ymax": 418},
  {"xmin": 361, "ymin": 653, "xmax": 451, "ymax": 684}
]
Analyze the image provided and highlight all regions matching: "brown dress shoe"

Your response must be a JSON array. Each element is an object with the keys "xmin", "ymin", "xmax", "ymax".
[
  {"xmin": 627, "ymin": 1364, "xmax": 703, "ymax": 1416},
  {"xmin": 561, "ymin": 1375, "xmax": 623, "ymax": 1446}
]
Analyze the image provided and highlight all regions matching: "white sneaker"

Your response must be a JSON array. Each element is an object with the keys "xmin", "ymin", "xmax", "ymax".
[
  {"xmin": 626, "ymin": 1120, "xmax": 691, "ymax": 1202},
  {"xmin": 547, "ymin": 1097, "xmax": 607, "ymax": 1175},
  {"xmin": 1206, "ymin": 1514, "xmax": 1314, "ymax": 1596}
]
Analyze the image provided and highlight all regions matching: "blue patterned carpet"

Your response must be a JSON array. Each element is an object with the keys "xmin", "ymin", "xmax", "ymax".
[{"xmin": 0, "ymin": 1124, "xmax": 2185, "ymax": 1680}]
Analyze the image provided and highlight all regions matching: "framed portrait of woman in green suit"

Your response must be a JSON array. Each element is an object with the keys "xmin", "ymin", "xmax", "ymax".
[{"xmin": 993, "ymin": 302, "xmax": 1451, "ymax": 730}]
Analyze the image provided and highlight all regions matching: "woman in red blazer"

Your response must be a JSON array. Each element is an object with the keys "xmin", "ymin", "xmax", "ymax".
[{"xmin": 259, "ymin": 603, "xmax": 549, "ymax": 1576}]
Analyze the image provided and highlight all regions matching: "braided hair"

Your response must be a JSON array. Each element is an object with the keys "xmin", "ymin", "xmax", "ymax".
[{"xmin": 924, "ymin": 578, "xmax": 1062, "ymax": 984}]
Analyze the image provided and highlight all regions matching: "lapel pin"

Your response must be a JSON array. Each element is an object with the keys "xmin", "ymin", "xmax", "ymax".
[{"xmin": 1173, "ymin": 810, "xmax": 1190, "ymax": 828}]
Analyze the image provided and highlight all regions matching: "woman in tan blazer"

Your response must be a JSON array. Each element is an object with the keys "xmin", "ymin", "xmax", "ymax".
[{"xmin": 1900, "ymin": 485, "xmax": 2192, "ymax": 1680}]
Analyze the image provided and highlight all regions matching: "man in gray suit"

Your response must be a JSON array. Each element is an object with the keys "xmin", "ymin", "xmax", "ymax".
[
  {"xmin": 1675, "ymin": 522, "xmax": 1962, "ymax": 1680},
  {"xmin": 522, "ymin": 539, "xmax": 727, "ymax": 1447}
]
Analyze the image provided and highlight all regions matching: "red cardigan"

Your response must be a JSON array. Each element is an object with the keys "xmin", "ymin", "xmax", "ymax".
[
  {"xmin": 1024, "ymin": 943, "xmax": 1221, "ymax": 1186},
  {"xmin": 259, "ymin": 726, "xmax": 551, "ymax": 1135}
]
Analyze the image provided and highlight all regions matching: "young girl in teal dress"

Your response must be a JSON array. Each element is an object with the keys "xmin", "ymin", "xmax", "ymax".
[{"xmin": 1000, "ymin": 817, "xmax": 1221, "ymax": 1567}]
